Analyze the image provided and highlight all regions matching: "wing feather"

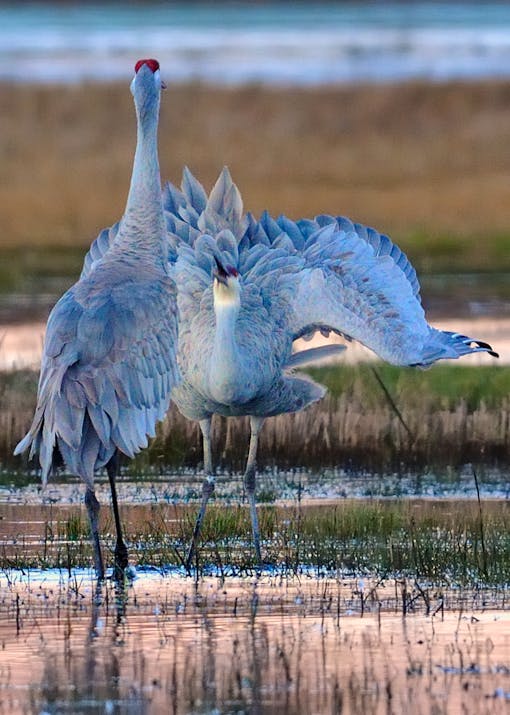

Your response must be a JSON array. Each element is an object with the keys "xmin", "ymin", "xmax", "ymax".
[
  {"xmin": 284, "ymin": 220, "xmax": 495, "ymax": 367},
  {"xmin": 15, "ymin": 262, "xmax": 180, "ymax": 486},
  {"xmin": 181, "ymin": 166, "xmax": 208, "ymax": 215},
  {"xmin": 80, "ymin": 222, "xmax": 120, "ymax": 280}
]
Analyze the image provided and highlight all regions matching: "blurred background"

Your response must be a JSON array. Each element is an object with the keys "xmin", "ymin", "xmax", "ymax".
[{"xmin": 0, "ymin": 0, "xmax": 509, "ymax": 367}]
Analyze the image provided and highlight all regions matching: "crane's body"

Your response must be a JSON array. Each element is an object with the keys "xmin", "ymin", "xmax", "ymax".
[
  {"xmin": 19, "ymin": 259, "xmax": 176, "ymax": 482},
  {"xmin": 171, "ymin": 235, "xmax": 326, "ymax": 422}
]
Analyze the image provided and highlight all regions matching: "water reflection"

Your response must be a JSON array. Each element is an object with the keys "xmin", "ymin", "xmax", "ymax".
[{"xmin": 0, "ymin": 573, "xmax": 509, "ymax": 714}]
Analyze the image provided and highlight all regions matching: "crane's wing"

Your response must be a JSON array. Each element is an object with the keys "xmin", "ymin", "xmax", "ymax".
[
  {"xmin": 14, "ymin": 263, "xmax": 180, "ymax": 486},
  {"xmin": 80, "ymin": 166, "xmax": 247, "ymax": 280},
  {"xmin": 244, "ymin": 212, "xmax": 496, "ymax": 367},
  {"xmin": 164, "ymin": 166, "xmax": 248, "ymax": 247},
  {"xmin": 80, "ymin": 221, "xmax": 121, "ymax": 279}
]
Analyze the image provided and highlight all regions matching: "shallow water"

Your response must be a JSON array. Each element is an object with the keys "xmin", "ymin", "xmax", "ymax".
[
  {"xmin": 0, "ymin": 572, "xmax": 509, "ymax": 714},
  {"xmin": 0, "ymin": 474, "xmax": 508, "ymax": 711},
  {"xmin": 2, "ymin": 462, "xmax": 510, "ymax": 505}
]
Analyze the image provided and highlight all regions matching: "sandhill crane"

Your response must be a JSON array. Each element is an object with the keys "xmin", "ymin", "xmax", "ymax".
[
  {"xmin": 14, "ymin": 59, "xmax": 179, "ymax": 579},
  {"xmin": 82, "ymin": 160, "xmax": 497, "ymax": 572}
]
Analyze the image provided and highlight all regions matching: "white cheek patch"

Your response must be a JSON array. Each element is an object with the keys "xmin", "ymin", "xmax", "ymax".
[
  {"xmin": 214, "ymin": 280, "xmax": 241, "ymax": 308},
  {"xmin": 130, "ymin": 75, "xmax": 136, "ymax": 95},
  {"xmin": 153, "ymin": 69, "xmax": 161, "ymax": 88}
]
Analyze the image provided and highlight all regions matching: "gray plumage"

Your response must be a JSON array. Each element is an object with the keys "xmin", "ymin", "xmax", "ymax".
[
  {"xmin": 17, "ymin": 267, "xmax": 177, "ymax": 485},
  {"xmin": 81, "ymin": 165, "xmax": 497, "ymax": 425},
  {"xmin": 15, "ymin": 59, "xmax": 179, "ymax": 578}
]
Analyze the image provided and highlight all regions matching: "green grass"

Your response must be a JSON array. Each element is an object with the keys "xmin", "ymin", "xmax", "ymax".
[
  {"xmin": 1, "ymin": 500, "xmax": 509, "ymax": 588},
  {"xmin": 307, "ymin": 363, "xmax": 510, "ymax": 411},
  {"xmin": 1, "ymin": 241, "xmax": 510, "ymax": 301},
  {"xmin": 395, "ymin": 230, "xmax": 510, "ymax": 273},
  {"xmin": 0, "ymin": 246, "xmax": 83, "ymax": 295}
]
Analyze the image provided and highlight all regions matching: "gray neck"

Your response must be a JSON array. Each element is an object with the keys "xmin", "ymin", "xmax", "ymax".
[
  {"xmin": 209, "ymin": 300, "xmax": 248, "ymax": 403},
  {"xmin": 112, "ymin": 97, "xmax": 167, "ymax": 270}
]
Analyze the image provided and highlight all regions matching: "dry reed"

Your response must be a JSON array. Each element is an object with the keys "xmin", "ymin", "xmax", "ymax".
[
  {"xmin": 154, "ymin": 395, "xmax": 510, "ymax": 472},
  {"xmin": 1, "ymin": 80, "xmax": 510, "ymax": 271},
  {"xmin": 2, "ymin": 366, "xmax": 508, "ymax": 473}
]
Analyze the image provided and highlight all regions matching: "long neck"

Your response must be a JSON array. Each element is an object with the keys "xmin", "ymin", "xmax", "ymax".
[
  {"xmin": 209, "ymin": 298, "xmax": 246, "ymax": 403},
  {"xmin": 112, "ymin": 97, "xmax": 167, "ymax": 270}
]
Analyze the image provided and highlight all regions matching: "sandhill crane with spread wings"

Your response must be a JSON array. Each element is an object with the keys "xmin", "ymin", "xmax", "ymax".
[{"xmin": 15, "ymin": 59, "xmax": 179, "ymax": 579}]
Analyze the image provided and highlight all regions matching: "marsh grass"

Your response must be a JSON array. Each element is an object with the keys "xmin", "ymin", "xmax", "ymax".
[
  {"xmin": 0, "ymin": 369, "xmax": 38, "ymax": 463},
  {"xmin": 2, "ymin": 81, "xmax": 510, "ymax": 273},
  {"xmin": 3, "ymin": 364, "xmax": 509, "ymax": 584},
  {"xmin": 1, "ymin": 499, "xmax": 509, "ymax": 589},
  {"xmin": 2, "ymin": 364, "xmax": 510, "ymax": 473},
  {"xmin": 150, "ymin": 366, "xmax": 510, "ymax": 472}
]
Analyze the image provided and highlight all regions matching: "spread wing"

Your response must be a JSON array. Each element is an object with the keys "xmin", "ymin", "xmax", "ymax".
[
  {"xmin": 80, "ymin": 166, "xmax": 247, "ymax": 280},
  {"xmin": 245, "ymin": 212, "xmax": 496, "ymax": 367},
  {"xmin": 15, "ymin": 262, "xmax": 180, "ymax": 486}
]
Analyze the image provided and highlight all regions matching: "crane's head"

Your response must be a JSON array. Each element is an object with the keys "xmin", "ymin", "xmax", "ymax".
[
  {"xmin": 213, "ymin": 256, "xmax": 241, "ymax": 307},
  {"xmin": 130, "ymin": 59, "xmax": 166, "ymax": 118}
]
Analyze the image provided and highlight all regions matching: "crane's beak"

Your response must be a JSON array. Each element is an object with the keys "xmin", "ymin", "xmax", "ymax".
[{"xmin": 213, "ymin": 256, "xmax": 229, "ymax": 286}]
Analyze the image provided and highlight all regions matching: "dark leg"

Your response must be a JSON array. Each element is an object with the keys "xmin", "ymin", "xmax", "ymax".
[
  {"xmin": 84, "ymin": 487, "xmax": 105, "ymax": 580},
  {"xmin": 185, "ymin": 418, "xmax": 214, "ymax": 573},
  {"xmin": 243, "ymin": 416, "xmax": 265, "ymax": 566},
  {"xmin": 106, "ymin": 452, "xmax": 128, "ymax": 579}
]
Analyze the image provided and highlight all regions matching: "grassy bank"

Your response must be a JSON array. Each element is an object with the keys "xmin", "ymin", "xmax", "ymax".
[
  {"xmin": 1, "ymin": 80, "xmax": 510, "ymax": 274},
  {"xmin": 2, "ymin": 363, "xmax": 509, "ymax": 474}
]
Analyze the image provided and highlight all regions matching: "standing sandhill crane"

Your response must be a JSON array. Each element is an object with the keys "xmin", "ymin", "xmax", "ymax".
[
  {"xmin": 84, "ymin": 164, "xmax": 497, "ymax": 571},
  {"xmin": 14, "ymin": 59, "xmax": 179, "ymax": 580}
]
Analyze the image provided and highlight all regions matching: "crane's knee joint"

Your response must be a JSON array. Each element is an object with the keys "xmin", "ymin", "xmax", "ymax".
[
  {"xmin": 85, "ymin": 489, "xmax": 100, "ymax": 517},
  {"xmin": 202, "ymin": 476, "xmax": 215, "ymax": 499}
]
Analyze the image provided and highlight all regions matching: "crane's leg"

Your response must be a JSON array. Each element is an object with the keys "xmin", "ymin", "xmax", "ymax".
[
  {"xmin": 84, "ymin": 488, "xmax": 105, "ymax": 580},
  {"xmin": 185, "ymin": 417, "xmax": 214, "ymax": 573},
  {"xmin": 106, "ymin": 452, "xmax": 128, "ymax": 580},
  {"xmin": 243, "ymin": 416, "xmax": 265, "ymax": 566}
]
